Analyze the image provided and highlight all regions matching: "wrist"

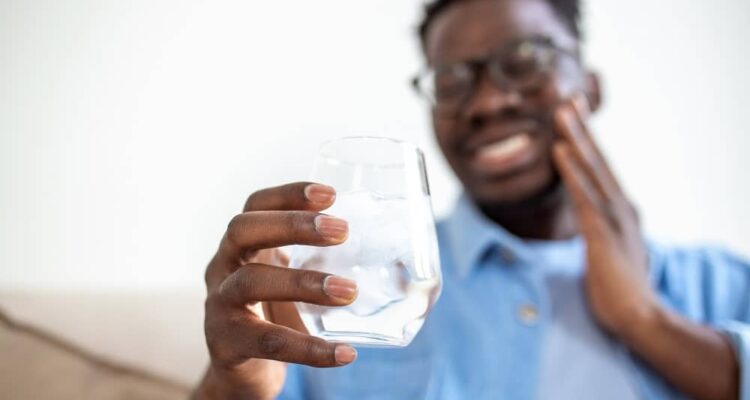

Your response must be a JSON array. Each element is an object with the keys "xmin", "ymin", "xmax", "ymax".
[
  {"xmin": 194, "ymin": 366, "xmax": 265, "ymax": 400},
  {"xmin": 616, "ymin": 298, "xmax": 670, "ymax": 347},
  {"xmin": 193, "ymin": 367, "xmax": 233, "ymax": 400},
  {"xmin": 193, "ymin": 355, "xmax": 286, "ymax": 400}
]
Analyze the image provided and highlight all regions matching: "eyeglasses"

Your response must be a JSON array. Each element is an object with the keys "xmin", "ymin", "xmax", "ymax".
[{"xmin": 411, "ymin": 36, "xmax": 577, "ymax": 110}]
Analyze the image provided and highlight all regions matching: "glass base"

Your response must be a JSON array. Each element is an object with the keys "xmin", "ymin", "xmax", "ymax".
[{"xmin": 314, "ymin": 331, "xmax": 411, "ymax": 348}]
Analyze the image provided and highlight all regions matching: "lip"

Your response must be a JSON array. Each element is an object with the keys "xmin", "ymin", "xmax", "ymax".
[
  {"xmin": 463, "ymin": 119, "xmax": 541, "ymax": 154},
  {"xmin": 461, "ymin": 119, "xmax": 543, "ymax": 176}
]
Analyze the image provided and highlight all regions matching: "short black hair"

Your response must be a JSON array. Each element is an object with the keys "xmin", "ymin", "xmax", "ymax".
[{"xmin": 418, "ymin": 0, "xmax": 582, "ymax": 48}]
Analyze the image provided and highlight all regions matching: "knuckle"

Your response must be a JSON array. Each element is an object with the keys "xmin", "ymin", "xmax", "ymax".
[
  {"xmin": 304, "ymin": 337, "xmax": 334, "ymax": 367},
  {"xmin": 258, "ymin": 330, "xmax": 288, "ymax": 356},
  {"xmin": 218, "ymin": 268, "xmax": 258, "ymax": 302},
  {"xmin": 303, "ymin": 337, "xmax": 325, "ymax": 358},
  {"xmin": 206, "ymin": 334, "xmax": 242, "ymax": 368},
  {"xmin": 204, "ymin": 293, "xmax": 221, "ymax": 311},
  {"xmin": 204, "ymin": 318, "xmax": 233, "ymax": 362},
  {"xmin": 289, "ymin": 211, "xmax": 314, "ymax": 233},
  {"xmin": 226, "ymin": 310, "xmax": 249, "ymax": 327},
  {"xmin": 216, "ymin": 278, "xmax": 233, "ymax": 302},
  {"xmin": 205, "ymin": 332, "xmax": 229, "ymax": 361},
  {"xmin": 205, "ymin": 307, "xmax": 261, "ymax": 366},
  {"xmin": 244, "ymin": 190, "xmax": 265, "ymax": 211},
  {"xmin": 225, "ymin": 214, "xmax": 247, "ymax": 245},
  {"xmin": 204, "ymin": 265, "xmax": 213, "ymax": 287},
  {"xmin": 234, "ymin": 268, "xmax": 259, "ymax": 298},
  {"xmin": 292, "ymin": 270, "xmax": 322, "ymax": 295},
  {"xmin": 302, "ymin": 337, "xmax": 318, "ymax": 356},
  {"xmin": 205, "ymin": 335, "xmax": 222, "ymax": 358}
]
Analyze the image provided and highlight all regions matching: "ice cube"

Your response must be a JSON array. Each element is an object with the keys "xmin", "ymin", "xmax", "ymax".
[{"xmin": 290, "ymin": 191, "xmax": 414, "ymax": 316}]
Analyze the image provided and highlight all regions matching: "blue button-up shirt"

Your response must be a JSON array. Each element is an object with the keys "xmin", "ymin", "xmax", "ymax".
[{"xmin": 279, "ymin": 196, "xmax": 750, "ymax": 399}]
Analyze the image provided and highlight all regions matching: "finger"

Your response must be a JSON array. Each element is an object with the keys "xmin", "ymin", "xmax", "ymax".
[
  {"xmin": 263, "ymin": 301, "xmax": 308, "ymax": 333},
  {"xmin": 570, "ymin": 95, "xmax": 622, "ymax": 192},
  {"xmin": 554, "ymin": 104, "xmax": 617, "ymax": 201},
  {"xmin": 571, "ymin": 93, "xmax": 591, "ymax": 120},
  {"xmin": 218, "ymin": 264, "xmax": 358, "ymax": 307},
  {"xmin": 244, "ymin": 182, "xmax": 336, "ymax": 212},
  {"xmin": 553, "ymin": 142, "xmax": 612, "ymax": 233},
  {"xmin": 220, "ymin": 211, "xmax": 348, "ymax": 261},
  {"xmin": 554, "ymin": 98, "xmax": 621, "ymax": 201},
  {"xmin": 237, "ymin": 320, "xmax": 357, "ymax": 367}
]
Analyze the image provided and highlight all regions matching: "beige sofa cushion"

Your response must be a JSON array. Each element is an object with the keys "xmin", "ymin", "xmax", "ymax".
[
  {"xmin": 0, "ymin": 290, "xmax": 208, "ymax": 386},
  {"xmin": 0, "ymin": 308, "xmax": 191, "ymax": 399}
]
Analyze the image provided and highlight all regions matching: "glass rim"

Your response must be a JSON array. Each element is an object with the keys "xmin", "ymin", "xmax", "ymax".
[{"xmin": 317, "ymin": 136, "xmax": 424, "ymax": 169}]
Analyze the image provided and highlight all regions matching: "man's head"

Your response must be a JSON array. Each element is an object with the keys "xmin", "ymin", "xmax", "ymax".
[{"xmin": 416, "ymin": 0, "xmax": 601, "ymax": 206}]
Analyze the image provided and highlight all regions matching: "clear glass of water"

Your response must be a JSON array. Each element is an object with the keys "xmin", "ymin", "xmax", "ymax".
[{"xmin": 289, "ymin": 136, "xmax": 442, "ymax": 348}]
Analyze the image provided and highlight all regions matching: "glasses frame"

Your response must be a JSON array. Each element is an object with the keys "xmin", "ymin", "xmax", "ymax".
[{"xmin": 411, "ymin": 35, "xmax": 578, "ymax": 108}]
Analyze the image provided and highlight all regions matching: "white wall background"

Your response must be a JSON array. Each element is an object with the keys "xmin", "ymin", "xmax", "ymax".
[{"xmin": 2, "ymin": 0, "xmax": 749, "ymax": 291}]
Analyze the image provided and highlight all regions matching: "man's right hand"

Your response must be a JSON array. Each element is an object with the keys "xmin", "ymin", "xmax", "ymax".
[{"xmin": 193, "ymin": 182, "xmax": 359, "ymax": 400}]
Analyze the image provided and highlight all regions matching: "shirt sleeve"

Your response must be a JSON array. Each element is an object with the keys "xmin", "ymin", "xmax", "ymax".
[
  {"xmin": 706, "ymin": 248, "xmax": 750, "ymax": 400},
  {"xmin": 722, "ymin": 321, "xmax": 750, "ymax": 400},
  {"xmin": 654, "ymin": 245, "xmax": 750, "ymax": 400}
]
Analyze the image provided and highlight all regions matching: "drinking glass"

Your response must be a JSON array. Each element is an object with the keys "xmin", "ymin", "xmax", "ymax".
[{"xmin": 289, "ymin": 136, "xmax": 442, "ymax": 347}]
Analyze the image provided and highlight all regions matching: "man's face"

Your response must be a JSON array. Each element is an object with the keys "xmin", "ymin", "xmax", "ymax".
[{"xmin": 424, "ymin": 0, "xmax": 589, "ymax": 205}]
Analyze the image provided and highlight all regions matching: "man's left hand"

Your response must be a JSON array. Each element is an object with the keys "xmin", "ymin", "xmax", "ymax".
[
  {"xmin": 551, "ymin": 96, "xmax": 740, "ymax": 400},
  {"xmin": 552, "ymin": 95, "xmax": 659, "ymax": 339}
]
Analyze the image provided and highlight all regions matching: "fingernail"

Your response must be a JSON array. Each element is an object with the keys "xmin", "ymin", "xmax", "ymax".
[
  {"xmin": 556, "ymin": 107, "xmax": 579, "ymax": 132},
  {"xmin": 323, "ymin": 275, "xmax": 358, "ymax": 301},
  {"xmin": 314, "ymin": 215, "xmax": 348, "ymax": 240},
  {"xmin": 305, "ymin": 184, "xmax": 336, "ymax": 204},
  {"xmin": 335, "ymin": 345, "xmax": 357, "ymax": 365},
  {"xmin": 572, "ymin": 93, "xmax": 591, "ymax": 117},
  {"xmin": 555, "ymin": 105, "xmax": 571, "ymax": 123}
]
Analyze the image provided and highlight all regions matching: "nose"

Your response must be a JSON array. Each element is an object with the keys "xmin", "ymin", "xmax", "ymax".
[{"xmin": 463, "ymin": 70, "xmax": 523, "ymax": 126}]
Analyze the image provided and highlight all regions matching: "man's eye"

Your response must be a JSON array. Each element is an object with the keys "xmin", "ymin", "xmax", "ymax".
[
  {"xmin": 502, "ymin": 45, "xmax": 555, "ymax": 80},
  {"xmin": 502, "ymin": 55, "xmax": 543, "ymax": 79},
  {"xmin": 434, "ymin": 73, "xmax": 470, "ymax": 98}
]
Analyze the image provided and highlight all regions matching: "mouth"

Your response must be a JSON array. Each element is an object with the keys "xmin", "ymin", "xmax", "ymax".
[{"xmin": 465, "ymin": 122, "xmax": 542, "ymax": 176}]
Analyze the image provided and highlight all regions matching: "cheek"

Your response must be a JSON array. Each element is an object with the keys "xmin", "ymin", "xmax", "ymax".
[
  {"xmin": 527, "ymin": 75, "xmax": 584, "ymax": 128},
  {"xmin": 432, "ymin": 112, "xmax": 459, "ymax": 154}
]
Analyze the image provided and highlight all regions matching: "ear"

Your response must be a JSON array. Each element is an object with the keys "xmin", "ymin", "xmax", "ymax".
[{"xmin": 584, "ymin": 71, "xmax": 603, "ymax": 113}]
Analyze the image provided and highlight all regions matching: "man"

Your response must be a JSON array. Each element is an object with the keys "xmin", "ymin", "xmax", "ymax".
[{"xmin": 193, "ymin": 0, "xmax": 750, "ymax": 398}]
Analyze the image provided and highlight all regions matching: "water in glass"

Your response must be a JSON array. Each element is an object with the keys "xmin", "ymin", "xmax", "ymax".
[{"xmin": 289, "ymin": 137, "xmax": 442, "ymax": 347}]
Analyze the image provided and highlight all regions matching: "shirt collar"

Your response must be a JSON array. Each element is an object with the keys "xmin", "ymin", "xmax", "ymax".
[{"xmin": 444, "ymin": 193, "xmax": 533, "ymax": 279}]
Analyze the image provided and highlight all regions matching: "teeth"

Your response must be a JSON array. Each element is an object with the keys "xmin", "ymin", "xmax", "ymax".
[{"xmin": 478, "ymin": 133, "xmax": 531, "ymax": 159}]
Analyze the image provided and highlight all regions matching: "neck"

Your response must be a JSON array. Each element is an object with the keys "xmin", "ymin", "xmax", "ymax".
[{"xmin": 476, "ymin": 181, "xmax": 578, "ymax": 241}]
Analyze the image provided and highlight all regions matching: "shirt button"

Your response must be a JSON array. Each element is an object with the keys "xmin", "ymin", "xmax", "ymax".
[{"xmin": 518, "ymin": 304, "xmax": 539, "ymax": 325}]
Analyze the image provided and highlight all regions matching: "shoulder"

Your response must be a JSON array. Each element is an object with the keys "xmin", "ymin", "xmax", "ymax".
[{"xmin": 648, "ymin": 241, "xmax": 750, "ymax": 322}]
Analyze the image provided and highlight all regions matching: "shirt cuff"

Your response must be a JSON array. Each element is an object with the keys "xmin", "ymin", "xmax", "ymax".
[{"xmin": 721, "ymin": 321, "xmax": 750, "ymax": 400}]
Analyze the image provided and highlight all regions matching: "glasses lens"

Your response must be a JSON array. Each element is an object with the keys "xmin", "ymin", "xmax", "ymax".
[
  {"xmin": 433, "ymin": 64, "xmax": 472, "ymax": 103},
  {"xmin": 414, "ymin": 38, "xmax": 562, "ymax": 109},
  {"xmin": 496, "ymin": 41, "xmax": 556, "ymax": 91}
]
